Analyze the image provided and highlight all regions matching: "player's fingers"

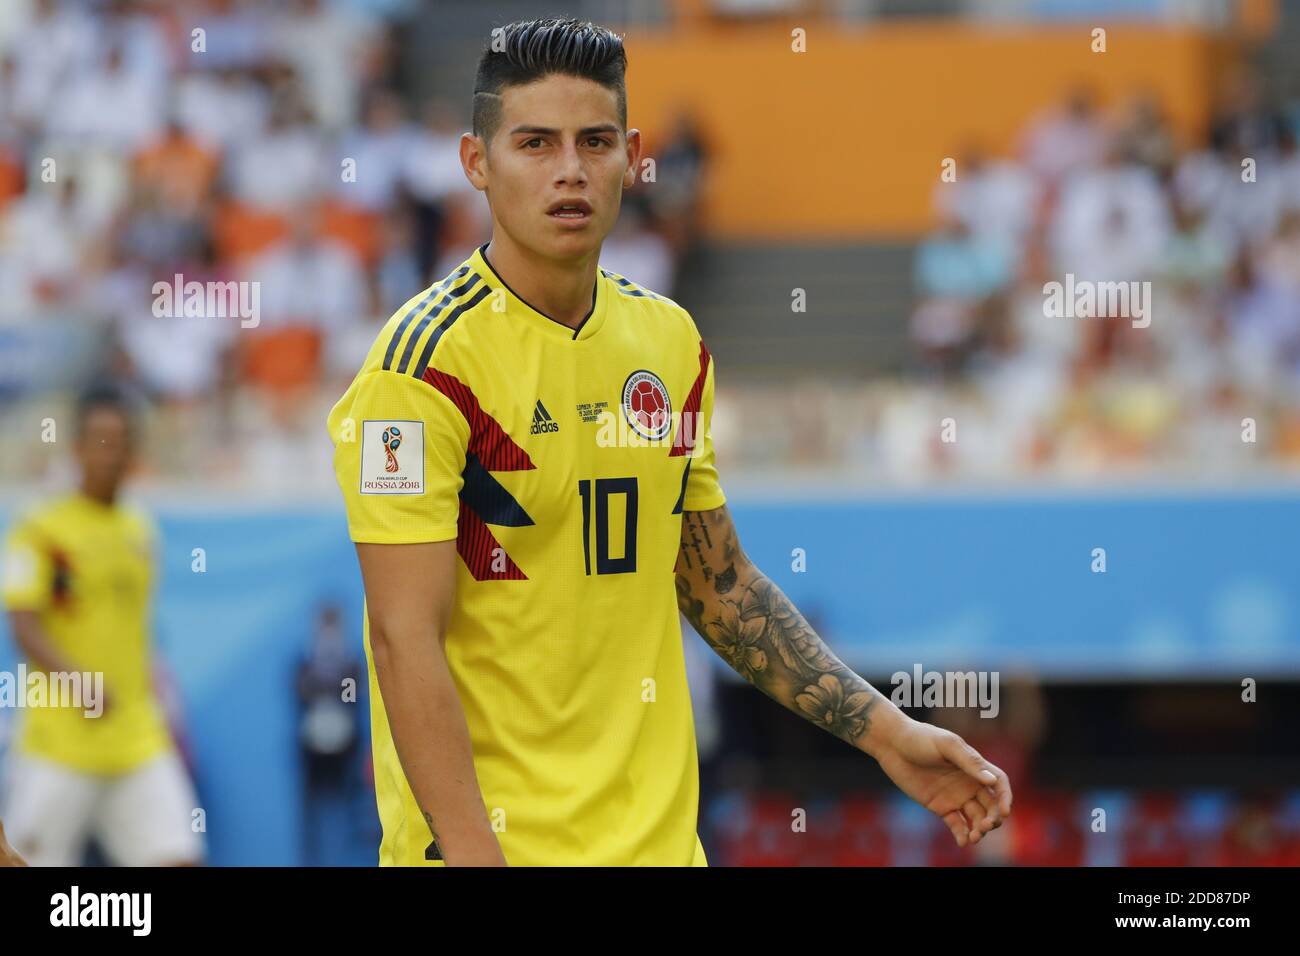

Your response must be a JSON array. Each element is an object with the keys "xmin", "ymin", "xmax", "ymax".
[
  {"xmin": 962, "ymin": 799, "xmax": 987, "ymax": 843},
  {"xmin": 938, "ymin": 732, "xmax": 997, "ymax": 785},
  {"xmin": 940, "ymin": 733, "xmax": 1013, "ymax": 816},
  {"xmin": 943, "ymin": 810, "xmax": 970, "ymax": 848},
  {"xmin": 985, "ymin": 762, "xmax": 1013, "ymax": 817},
  {"xmin": 974, "ymin": 787, "xmax": 1002, "ymax": 830},
  {"xmin": 984, "ymin": 784, "xmax": 1006, "ymax": 811}
]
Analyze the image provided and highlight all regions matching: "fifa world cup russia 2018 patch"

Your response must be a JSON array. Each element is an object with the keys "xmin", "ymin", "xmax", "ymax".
[
  {"xmin": 622, "ymin": 369, "xmax": 673, "ymax": 441},
  {"xmin": 360, "ymin": 420, "xmax": 424, "ymax": 494}
]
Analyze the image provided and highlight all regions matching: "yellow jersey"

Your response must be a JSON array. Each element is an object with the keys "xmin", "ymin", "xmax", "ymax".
[
  {"xmin": 328, "ymin": 243, "xmax": 726, "ymax": 866},
  {"xmin": 1, "ymin": 493, "xmax": 172, "ymax": 774}
]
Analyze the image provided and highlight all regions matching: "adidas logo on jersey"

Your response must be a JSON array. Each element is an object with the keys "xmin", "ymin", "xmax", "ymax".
[{"xmin": 530, "ymin": 399, "xmax": 560, "ymax": 434}]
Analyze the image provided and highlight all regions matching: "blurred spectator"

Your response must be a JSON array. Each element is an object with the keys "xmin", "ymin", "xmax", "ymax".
[
  {"xmin": 227, "ymin": 83, "xmax": 326, "ymax": 212},
  {"xmin": 1020, "ymin": 87, "xmax": 1107, "ymax": 185},
  {"xmin": 133, "ymin": 119, "xmax": 221, "ymax": 218},
  {"xmin": 1051, "ymin": 140, "xmax": 1170, "ymax": 284},
  {"xmin": 49, "ymin": 42, "xmax": 163, "ymax": 152},
  {"xmin": 1209, "ymin": 66, "xmax": 1289, "ymax": 156},
  {"xmin": 0, "ymin": 55, "xmax": 27, "ymax": 147},
  {"xmin": 174, "ymin": 66, "xmax": 270, "ymax": 151},
  {"xmin": 243, "ymin": 203, "xmax": 366, "ymax": 393},
  {"xmin": 334, "ymin": 87, "xmax": 413, "ymax": 213},
  {"xmin": 1113, "ymin": 92, "xmax": 1178, "ymax": 180},
  {"xmin": 915, "ymin": 213, "xmax": 1014, "ymax": 300},
  {"xmin": 600, "ymin": 194, "xmax": 675, "ymax": 296},
  {"xmin": 273, "ymin": 0, "xmax": 381, "ymax": 133},
  {"xmin": 0, "ymin": 174, "xmax": 93, "ymax": 316},
  {"xmin": 113, "ymin": 233, "xmax": 238, "ymax": 405},
  {"xmin": 183, "ymin": 0, "xmax": 273, "ymax": 73},
  {"xmin": 8, "ymin": 0, "xmax": 96, "ymax": 135},
  {"xmin": 372, "ymin": 199, "xmax": 421, "ymax": 317},
  {"xmin": 933, "ymin": 144, "xmax": 1041, "ymax": 255},
  {"xmin": 297, "ymin": 604, "xmax": 363, "ymax": 866},
  {"xmin": 403, "ymin": 97, "xmax": 472, "ymax": 281},
  {"xmin": 642, "ymin": 109, "xmax": 710, "ymax": 269}
]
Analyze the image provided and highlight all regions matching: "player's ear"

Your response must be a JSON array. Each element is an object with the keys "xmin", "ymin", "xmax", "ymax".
[
  {"xmin": 460, "ymin": 131, "xmax": 489, "ymax": 192},
  {"xmin": 623, "ymin": 128, "xmax": 642, "ymax": 189}
]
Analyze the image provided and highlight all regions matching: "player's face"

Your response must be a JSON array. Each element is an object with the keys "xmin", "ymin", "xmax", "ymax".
[
  {"xmin": 474, "ymin": 75, "xmax": 639, "ymax": 261},
  {"xmin": 76, "ymin": 407, "xmax": 133, "ymax": 495}
]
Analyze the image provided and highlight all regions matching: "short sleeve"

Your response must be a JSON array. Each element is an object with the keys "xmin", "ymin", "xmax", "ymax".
[
  {"xmin": 2, "ymin": 519, "xmax": 52, "ymax": 611},
  {"xmin": 681, "ymin": 349, "xmax": 727, "ymax": 512},
  {"xmin": 328, "ymin": 370, "xmax": 469, "ymax": 544}
]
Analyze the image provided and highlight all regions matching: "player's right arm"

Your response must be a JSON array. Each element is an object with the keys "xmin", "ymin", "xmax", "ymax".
[
  {"xmin": 330, "ymin": 366, "xmax": 505, "ymax": 865},
  {"xmin": 355, "ymin": 540, "xmax": 506, "ymax": 866},
  {"xmin": 3, "ymin": 523, "xmax": 82, "ymax": 678}
]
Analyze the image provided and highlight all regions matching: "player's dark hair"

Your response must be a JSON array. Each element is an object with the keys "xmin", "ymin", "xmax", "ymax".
[
  {"xmin": 472, "ymin": 17, "xmax": 627, "ymax": 144},
  {"xmin": 75, "ymin": 381, "xmax": 138, "ymax": 438}
]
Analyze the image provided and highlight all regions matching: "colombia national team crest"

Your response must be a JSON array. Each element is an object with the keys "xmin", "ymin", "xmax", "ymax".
[{"xmin": 621, "ymin": 369, "xmax": 672, "ymax": 441}]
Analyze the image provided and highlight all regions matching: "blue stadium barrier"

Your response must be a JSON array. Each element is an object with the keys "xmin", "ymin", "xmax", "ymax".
[{"xmin": 1, "ymin": 491, "xmax": 1297, "ymax": 864}]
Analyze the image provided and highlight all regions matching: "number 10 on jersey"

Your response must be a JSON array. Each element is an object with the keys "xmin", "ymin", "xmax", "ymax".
[{"xmin": 577, "ymin": 477, "xmax": 638, "ymax": 575}]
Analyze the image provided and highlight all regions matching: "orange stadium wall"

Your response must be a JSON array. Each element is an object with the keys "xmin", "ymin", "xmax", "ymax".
[{"xmin": 624, "ymin": 23, "xmax": 1235, "ymax": 240}]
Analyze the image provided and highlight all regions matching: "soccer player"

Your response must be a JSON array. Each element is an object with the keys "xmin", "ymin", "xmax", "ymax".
[
  {"xmin": 328, "ymin": 17, "xmax": 1011, "ymax": 866},
  {"xmin": 1, "ymin": 385, "xmax": 204, "ymax": 867}
]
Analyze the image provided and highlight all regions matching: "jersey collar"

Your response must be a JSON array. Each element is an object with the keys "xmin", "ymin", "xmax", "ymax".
[{"xmin": 470, "ymin": 243, "xmax": 608, "ymax": 343}]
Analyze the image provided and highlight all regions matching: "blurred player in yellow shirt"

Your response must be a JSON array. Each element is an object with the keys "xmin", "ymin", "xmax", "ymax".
[{"xmin": 1, "ymin": 385, "xmax": 204, "ymax": 866}]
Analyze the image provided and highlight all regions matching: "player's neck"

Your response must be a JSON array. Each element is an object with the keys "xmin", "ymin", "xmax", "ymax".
[
  {"xmin": 483, "ymin": 234, "xmax": 598, "ymax": 330},
  {"xmin": 78, "ymin": 482, "xmax": 118, "ymax": 508}
]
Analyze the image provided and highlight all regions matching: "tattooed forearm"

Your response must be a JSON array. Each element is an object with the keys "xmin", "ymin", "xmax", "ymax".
[{"xmin": 676, "ymin": 507, "xmax": 881, "ymax": 749}]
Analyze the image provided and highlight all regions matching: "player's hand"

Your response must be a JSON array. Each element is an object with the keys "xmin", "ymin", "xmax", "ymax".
[
  {"xmin": 0, "ymin": 820, "xmax": 28, "ymax": 867},
  {"xmin": 872, "ymin": 716, "xmax": 1012, "ymax": 847}
]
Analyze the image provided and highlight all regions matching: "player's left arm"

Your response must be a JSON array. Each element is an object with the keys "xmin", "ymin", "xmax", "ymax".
[{"xmin": 675, "ymin": 504, "xmax": 1012, "ymax": 847}]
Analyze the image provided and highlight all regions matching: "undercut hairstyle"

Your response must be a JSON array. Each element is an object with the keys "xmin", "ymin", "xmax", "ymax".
[
  {"xmin": 74, "ymin": 381, "xmax": 139, "ymax": 439},
  {"xmin": 472, "ymin": 17, "xmax": 627, "ymax": 145}
]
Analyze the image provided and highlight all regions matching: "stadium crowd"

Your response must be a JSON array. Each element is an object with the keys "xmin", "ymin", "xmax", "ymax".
[
  {"xmin": 0, "ymin": 0, "xmax": 696, "ymax": 488},
  {"xmin": 897, "ymin": 74, "xmax": 1300, "ymax": 482},
  {"xmin": 0, "ymin": 1, "xmax": 1297, "ymax": 487}
]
